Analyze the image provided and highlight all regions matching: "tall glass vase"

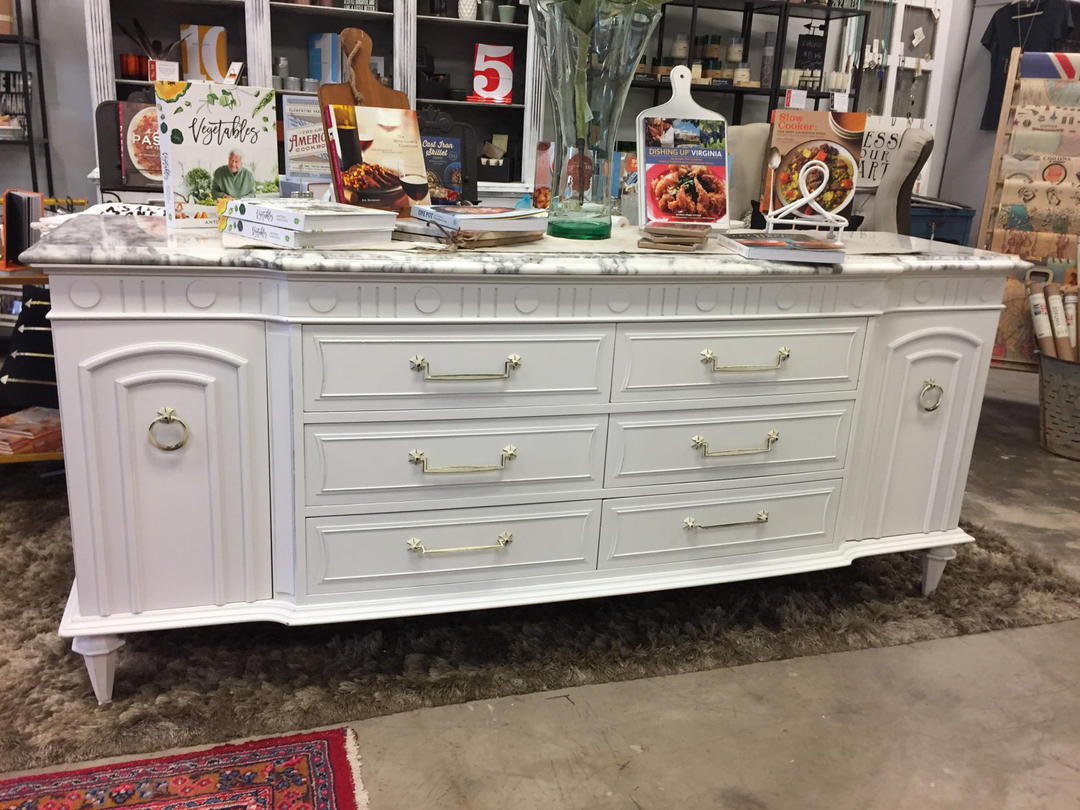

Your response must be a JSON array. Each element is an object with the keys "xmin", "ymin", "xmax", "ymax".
[{"xmin": 531, "ymin": 0, "xmax": 664, "ymax": 239}]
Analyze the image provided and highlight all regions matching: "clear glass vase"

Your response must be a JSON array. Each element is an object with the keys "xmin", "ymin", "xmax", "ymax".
[{"xmin": 531, "ymin": 0, "xmax": 664, "ymax": 239}]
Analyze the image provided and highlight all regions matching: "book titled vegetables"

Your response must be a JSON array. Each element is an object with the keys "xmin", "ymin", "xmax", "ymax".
[{"xmin": 154, "ymin": 80, "xmax": 279, "ymax": 228}]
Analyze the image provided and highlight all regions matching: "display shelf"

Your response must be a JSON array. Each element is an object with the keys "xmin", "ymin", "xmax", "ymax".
[
  {"xmin": 416, "ymin": 14, "xmax": 528, "ymax": 30},
  {"xmin": 115, "ymin": 78, "xmax": 153, "ymax": 86},
  {"xmin": 0, "ymin": 137, "xmax": 48, "ymax": 145},
  {"xmin": 0, "ymin": 35, "xmax": 38, "ymax": 45},
  {"xmin": 269, "ymin": 2, "xmax": 393, "ymax": 20},
  {"xmin": 630, "ymin": 78, "xmax": 832, "ymax": 100},
  {"xmin": 663, "ymin": 0, "xmax": 868, "ymax": 20},
  {"xmin": 0, "ymin": 451, "xmax": 64, "ymax": 464},
  {"xmin": 417, "ymin": 97, "xmax": 525, "ymax": 109},
  {"xmin": 1, "ymin": 0, "xmax": 52, "ymax": 194}
]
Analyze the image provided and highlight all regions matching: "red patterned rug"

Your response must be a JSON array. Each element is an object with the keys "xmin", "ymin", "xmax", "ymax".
[{"xmin": 0, "ymin": 729, "xmax": 368, "ymax": 810}]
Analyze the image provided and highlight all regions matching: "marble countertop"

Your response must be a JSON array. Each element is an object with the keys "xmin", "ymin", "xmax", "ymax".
[{"xmin": 22, "ymin": 215, "xmax": 1028, "ymax": 278}]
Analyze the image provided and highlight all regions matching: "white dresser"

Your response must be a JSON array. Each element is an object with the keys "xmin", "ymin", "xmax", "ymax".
[{"xmin": 24, "ymin": 218, "xmax": 1025, "ymax": 703}]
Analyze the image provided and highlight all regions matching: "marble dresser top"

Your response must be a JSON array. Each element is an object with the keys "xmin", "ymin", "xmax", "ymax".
[{"xmin": 22, "ymin": 215, "xmax": 1028, "ymax": 278}]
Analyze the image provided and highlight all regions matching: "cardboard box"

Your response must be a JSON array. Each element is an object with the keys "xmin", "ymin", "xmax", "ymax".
[{"xmin": 0, "ymin": 0, "xmax": 14, "ymax": 36}]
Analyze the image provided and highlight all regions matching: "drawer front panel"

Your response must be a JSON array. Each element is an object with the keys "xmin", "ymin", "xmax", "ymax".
[
  {"xmin": 305, "ymin": 501, "xmax": 602, "ymax": 594},
  {"xmin": 606, "ymin": 401, "xmax": 853, "ymax": 488},
  {"xmin": 306, "ymin": 415, "xmax": 607, "ymax": 506},
  {"xmin": 303, "ymin": 325, "xmax": 614, "ymax": 411},
  {"xmin": 599, "ymin": 481, "xmax": 841, "ymax": 569},
  {"xmin": 613, "ymin": 319, "xmax": 866, "ymax": 401}
]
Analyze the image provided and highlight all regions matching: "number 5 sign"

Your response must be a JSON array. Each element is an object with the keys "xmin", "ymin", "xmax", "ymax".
[{"xmin": 468, "ymin": 44, "xmax": 514, "ymax": 104}]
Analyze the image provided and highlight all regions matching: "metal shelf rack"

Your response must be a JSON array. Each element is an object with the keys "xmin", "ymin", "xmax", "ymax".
[{"xmin": 0, "ymin": 0, "xmax": 52, "ymax": 195}]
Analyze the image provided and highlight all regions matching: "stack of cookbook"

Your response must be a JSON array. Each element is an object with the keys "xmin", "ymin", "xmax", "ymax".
[
  {"xmin": 396, "ymin": 205, "xmax": 548, "ymax": 248},
  {"xmin": 219, "ymin": 198, "xmax": 398, "ymax": 249},
  {"xmin": 0, "ymin": 406, "xmax": 62, "ymax": 455}
]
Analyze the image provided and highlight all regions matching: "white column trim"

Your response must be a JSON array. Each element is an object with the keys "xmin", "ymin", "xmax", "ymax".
[
  {"xmin": 246, "ymin": 0, "xmax": 273, "ymax": 88},
  {"xmin": 84, "ymin": 0, "xmax": 115, "ymax": 110},
  {"xmin": 396, "ymin": 0, "xmax": 416, "ymax": 103}
]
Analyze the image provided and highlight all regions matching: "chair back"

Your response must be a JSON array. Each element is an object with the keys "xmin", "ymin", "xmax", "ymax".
[
  {"xmin": 863, "ymin": 127, "xmax": 933, "ymax": 233},
  {"xmin": 727, "ymin": 122, "xmax": 771, "ymax": 223}
]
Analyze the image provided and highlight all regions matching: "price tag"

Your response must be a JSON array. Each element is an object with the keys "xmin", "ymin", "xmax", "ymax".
[
  {"xmin": 223, "ymin": 61, "xmax": 244, "ymax": 85},
  {"xmin": 832, "ymin": 91, "xmax": 849, "ymax": 112},
  {"xmin": 149, "ymin": 60, "xmax": 179, "ymax": 81},
  {"xmin": 467, "ymin": 43, "xmax": 514, "ymax": 104},
  {"xmin": 785, "ymin": 88, "xmax": 808, "ymax": 109},
  {"xmin": 912, "ymin": 26, "xmax": 926, "ymax": 47}
]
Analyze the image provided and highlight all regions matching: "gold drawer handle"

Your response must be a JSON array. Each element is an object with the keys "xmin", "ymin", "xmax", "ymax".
[
  {"xmin": 920, "ymin": 379, "xmax": 944, "ymax": 412},
  {"xmin": 407, "ymin": 531, "xmax": 514, "ymax": 555},
  {"xmin": 691, "ymin": 430, "xmax": 779, "ymax": 458},
  {"xmin": 147, "ymin": 407, "xmax": 189, "ymax": 452},
  {"xmin": 409, "ymin": 444, "xmax": 517, "ymax": 474},
  {"xmin": 700, "ymin": 346, "xmax": 791, "ymax": 373},
  {"xmin": 684, "ymin": 511, "xmax": 769, "ymax": 530},
  {"xmin": 410, "ymin": 353, "xmax": 522, "ymax": 381}
]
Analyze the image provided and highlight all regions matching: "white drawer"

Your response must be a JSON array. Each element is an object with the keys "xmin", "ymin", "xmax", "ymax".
[
  {"xmin": 599, "ymin": 481, "xmax": 841, "ymax": 569},
  {"xmin": 305, "ymin": 501, "xmax": 602, "ymax": 594},
  {"xmin": 306, "ymin": 415, "xmax": 607, "ymax": 506},
  {"xmin": 303, "ymin": 324, "xmax": 614, "ymax": 411},
  {"xmin": 612, "ymin": 319, "xmax": 866, "ymax": 402},
  {"xmin": 606, "ymin": 401, "xmax": 853, "ymax": 488}
]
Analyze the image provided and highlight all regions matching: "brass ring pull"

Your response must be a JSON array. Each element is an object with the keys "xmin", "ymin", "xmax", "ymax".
[
  {"xmin": 407, "ymin": 531, "xmax": 513, "ymax": 555},
  {"xmin": 410, "ymin": 353, "xmax": 522, "ymax": 381},
  {"xmin": 691, "ymin": 430, "xmax": 779, "ymax": 458},
  {"xmin": 683, "ymin": 510, "xmax": 769, "ymax": 531},
  {"xmin": 409, "ymin": 444, "xmax": 517, "ymax": 474},
  {"xmin": 920, "ymin": 379, "xmax": 944, "ymax": 412},
  {"xmin": 701, "ymin": 346, "xmax": 791, "ymax": 373},
  {"xmin": 147, "ymin": 407, "xmax": 189, "ymax": 452}
]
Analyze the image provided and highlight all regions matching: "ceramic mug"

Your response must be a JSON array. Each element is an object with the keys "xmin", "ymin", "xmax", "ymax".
[
  {"xmin": 458, "ymin": 0, "xmax": 477, "ymax": 19},
  {"xmin": 480, "ymin": 0, "xmax": 496, "ymax": 20},
  {"xmin": 498, "ymin": 4, "xmax": 516, "ymax": 22}
]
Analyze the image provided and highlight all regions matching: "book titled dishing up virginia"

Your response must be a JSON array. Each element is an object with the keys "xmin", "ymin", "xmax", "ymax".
[{"xmin": 154, "ymin": 80, "xmax": 278, "ymax": 227}]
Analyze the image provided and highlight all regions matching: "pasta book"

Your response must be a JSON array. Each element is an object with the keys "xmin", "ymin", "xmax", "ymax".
[
  {"xmin": 763, "ymin": 110, "xmax": 866, "ymax": 219},
  {"xmin": 154, "ymin": 80, "xmax": 278, "ymax": 228}
]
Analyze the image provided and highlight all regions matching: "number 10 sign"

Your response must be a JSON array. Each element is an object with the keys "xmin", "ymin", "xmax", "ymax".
[{"xmin": 467, "ymin": 44, "xmax": 514, "ymax": 104}]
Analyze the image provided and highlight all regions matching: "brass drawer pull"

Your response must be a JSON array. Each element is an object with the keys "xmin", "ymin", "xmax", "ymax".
[
  {"xmin": 147, "ymin": 407, "xmax": 189, "ymax": 452},
  {"xmin": 691, "ymin": 430, "xmax": 779, "ymax": 458},
  {"xmin": 410, "ymin": 353, "xmax": 522, "ymax": 381},
  {"xmin": 700, "ymin": 346, "xmax": 791, "ymax": 373},
  {"xmin": 407, "ymin": 531, "xmax": 514, "ymax": 555},
  {"xmin": 409, "ymin": 444, "xmax": 517, "ymax": 474},
  {"xmin": 920, "ymin": 379, "xmax": 944, "ymax": 412},
  {"xmin": 683, "ymin": 511, "xmax": 769, "ymax": 531}
]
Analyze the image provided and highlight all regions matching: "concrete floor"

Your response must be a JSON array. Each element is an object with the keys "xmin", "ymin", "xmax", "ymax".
[{"xmin": 348, "ymin": 368, "xmax": 1080, "ymax": 810}]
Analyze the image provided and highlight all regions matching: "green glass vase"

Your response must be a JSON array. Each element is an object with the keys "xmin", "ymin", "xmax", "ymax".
[{"xmin": 531, "ymin": 0, "xmax": 664, "ymax": 239}]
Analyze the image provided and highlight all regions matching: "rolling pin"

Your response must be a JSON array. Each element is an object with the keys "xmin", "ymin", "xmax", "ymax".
[
  {"xmin": 1045, "ymin": 282, "xmax": 1076, "ymax": 362},
  {"xmin": 1027, "ymin": 281, "xmax": 1057, "ymax": 359}
]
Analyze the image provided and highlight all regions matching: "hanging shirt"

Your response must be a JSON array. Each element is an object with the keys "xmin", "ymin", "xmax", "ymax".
[{"xmin": 981, "ymin": 0, "xmax": 1073, "ymax": 130}]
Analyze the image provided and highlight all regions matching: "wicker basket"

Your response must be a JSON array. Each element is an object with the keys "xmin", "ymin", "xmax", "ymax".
[{"xmin": 1039, "ymin": 354, "xmax": 1080, "ymax": 460}]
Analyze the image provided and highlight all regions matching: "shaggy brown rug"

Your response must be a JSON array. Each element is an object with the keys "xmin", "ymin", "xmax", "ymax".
[{"xmin": 3, "ymin": 464, "xmax": 1080, "ymax": 773}]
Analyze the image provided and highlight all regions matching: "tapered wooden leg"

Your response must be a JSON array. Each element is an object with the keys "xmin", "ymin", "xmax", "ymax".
[
  {"xmin": 921, "ymin": 546, "xmax": 957, "ymax": 596},
  {"xmin": 72, "ymin": 635, "xmax": 125, "ymax": 704}
]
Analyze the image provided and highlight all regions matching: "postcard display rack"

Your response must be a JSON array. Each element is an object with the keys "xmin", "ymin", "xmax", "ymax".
[
  {"xmin": 84, "ymin": 0, "xmax": 544, "ymax": 201},
  {"xmin": 977, "ymin": 49, "xmax": 1080, "ymax": 371}
]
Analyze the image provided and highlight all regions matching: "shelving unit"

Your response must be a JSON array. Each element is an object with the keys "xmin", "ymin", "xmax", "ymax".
[
  {"xmin": 630, "ymin": 0, "xmax": 869, "ymax": 126},
  {"xmin": 83, "ymin": 0, "xmax": 957, "ymax": 199},
  {"xmin": 0, "ymin": 0, "xmax": 52, "ymax": 195}
]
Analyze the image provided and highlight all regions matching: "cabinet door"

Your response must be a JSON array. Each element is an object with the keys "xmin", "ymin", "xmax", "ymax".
[
  {"xmin": 855, "ymin": 313, "xmax": 995, "ymax": 540},
  {"xmin": 55, "ymin": 323, "xmax": 272, "ymax": 616}
]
